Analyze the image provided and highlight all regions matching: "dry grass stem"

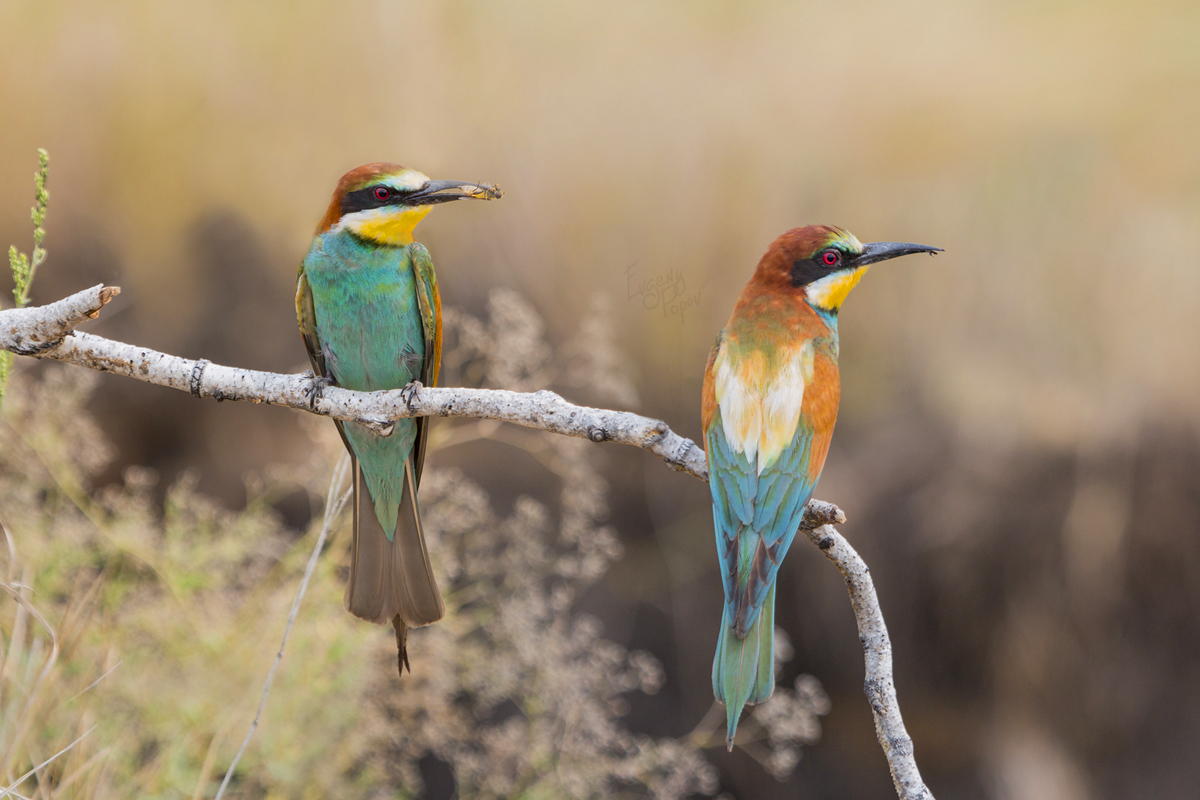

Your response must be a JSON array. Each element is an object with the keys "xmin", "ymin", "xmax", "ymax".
[{"xmin": 213, "ymin": 454, "xmax": 352, "ymax": 800}]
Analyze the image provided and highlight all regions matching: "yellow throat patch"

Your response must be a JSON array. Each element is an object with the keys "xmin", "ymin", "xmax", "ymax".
[
  {"xmin": 340, "ymin": 205, "xmax": 433, "ymax": 246},
  {"xmin": 805, "ymin": 266, "xmax": 869, "ymax": 311}
]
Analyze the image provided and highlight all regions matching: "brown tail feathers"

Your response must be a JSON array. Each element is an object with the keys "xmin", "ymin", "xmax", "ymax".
[{"xmin": 344, "ymin": 456, "xmax": 444, "ymax": 670}]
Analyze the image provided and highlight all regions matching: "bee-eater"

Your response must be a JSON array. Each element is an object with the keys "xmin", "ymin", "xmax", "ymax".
[
  {"xmin": 702, "ymin": 225, "xmax": 940, "ymax": 747},
  {"xmin": 296, "ymin": 163, "xmax": 500, "ymax": 670}
]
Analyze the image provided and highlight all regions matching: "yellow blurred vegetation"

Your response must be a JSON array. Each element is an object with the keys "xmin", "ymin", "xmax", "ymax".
[
  {"xmin": 2, "ymin": 0, "xmax": 1199, "ymax": 446},
  {"xmin": 0, "ymin": 291, "xmax": 826, "ymax": 797},
  {"xmin": 1, "ymin": 365, "xmax": 385, "ymax": 797},
  {"xmin": 3, "ymin": 2, "xmax": 1200, "ymax": 797}
]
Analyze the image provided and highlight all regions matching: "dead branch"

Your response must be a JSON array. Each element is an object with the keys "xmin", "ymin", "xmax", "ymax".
[{"xmin": 0, "ymin": 284, "xmax": 933, "ymax": 799}]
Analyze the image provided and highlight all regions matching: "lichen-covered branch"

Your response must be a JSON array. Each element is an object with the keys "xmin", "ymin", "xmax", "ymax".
[
  {"xmin": 0, "ymin": 286, "xmax": 712, "ymax": 480},
  {"xmin": 0, "ymin": 284, "xmax": 932, "ymax": 799},
  {"xmin": 0, "ymin": 284, "xmax": 119, "ymax": 355},
  {"xmin": 804, "ymin": 523, "xmax": 933, "ymax": 800}
]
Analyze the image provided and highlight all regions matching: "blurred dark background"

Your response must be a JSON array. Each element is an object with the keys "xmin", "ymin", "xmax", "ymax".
[{"xmin": 4, "ymin": 2, "xmax": 1200, "ymax": 797}]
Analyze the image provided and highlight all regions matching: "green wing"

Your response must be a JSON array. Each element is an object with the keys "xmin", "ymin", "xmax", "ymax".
[
  {"xmin": 296, "ymin": 265, "xmax": 353, "ymax": 455},
  {"xmin": 408, "ymin": 243, "xmax": 442, "ymax": 487},
  {"xmin": 296, "ymin": 267, "xmax": 324, "ymax": 378}
]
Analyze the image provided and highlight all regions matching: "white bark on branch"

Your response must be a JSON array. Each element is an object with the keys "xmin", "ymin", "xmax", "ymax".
[
  {"xmin": 804, "ymin": 524, "xmax": 932, "ymax": 800},
  {"xmin": 0, "ymin": 285, "xmax": 933, "ymax": 800},
  {"xmin": 0, "ymin": 284, "xmax": 119, "ymax": 355}
]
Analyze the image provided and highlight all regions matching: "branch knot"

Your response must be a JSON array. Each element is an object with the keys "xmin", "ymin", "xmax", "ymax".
[
  {"xmin": 190, "ymin": 359, "xmax": 210, "ymax": 399},
  {"xmin": 11, "ymin": 333, "xmax": 67, "ymax": 356}
]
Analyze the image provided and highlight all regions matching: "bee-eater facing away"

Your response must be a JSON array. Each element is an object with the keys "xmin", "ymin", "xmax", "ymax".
[
  {"xmin": 702, "ymin": 225, "xmax": 940, "ymax": 748},
  {"xmin": 297, "ymin": 163, "xmax": 501, "ymax": 671}
]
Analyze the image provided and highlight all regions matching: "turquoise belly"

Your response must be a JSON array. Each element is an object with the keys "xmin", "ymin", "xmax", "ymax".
[{"xmin": 303, "ymin": 234, "xmax": 425, "ymax": 533}]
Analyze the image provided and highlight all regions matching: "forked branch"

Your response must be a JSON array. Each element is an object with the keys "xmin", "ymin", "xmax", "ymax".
[{"xmin": 0, "ymin": 284, "xmax": 933, "ymax": 800}]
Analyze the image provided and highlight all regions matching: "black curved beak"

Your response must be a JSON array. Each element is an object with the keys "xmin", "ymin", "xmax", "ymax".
[
  {"xmin": 856, "ymin": 241, "xmax": 943, "ymax": 266},
  {"xmin": 407, "ymin": 179, "xmax": 503, "ymax": 205}
]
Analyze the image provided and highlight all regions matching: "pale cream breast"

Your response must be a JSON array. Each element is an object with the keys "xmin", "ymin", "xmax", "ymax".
[{"xmin": 713, "ymin": 338, "xmax": 815, "ymax": 474}]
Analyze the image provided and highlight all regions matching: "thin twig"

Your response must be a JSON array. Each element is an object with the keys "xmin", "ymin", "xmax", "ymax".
[
  {"xmin": 213, "ymin": 454, "xmax": 352, "ymax": 800},
  {"xmin": 0, "ymin": 515, "xmax": 16, "ymax": 583},
  {"xmin": 45, "ymin": 744, "xmax": 113, "ymax": 798},
  {"xmin": 66, "ymin": 660, "xmax": 123, "ymax": 703},
  {"xmin": 0, "ymin": 726, "xmax": 95, "ymax": 800},
  {"xmin": 0, "ymin": 578, "xmax": 62, "ymax": 776},
  {"xmin": 802, "ymin": 524, "xmax": 933, "ymax": 800},
  {"xmin": 0, "ymin": 285, "xmax": 117, "ymax": 355}
]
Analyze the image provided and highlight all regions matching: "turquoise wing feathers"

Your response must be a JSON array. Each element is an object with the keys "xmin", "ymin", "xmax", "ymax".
[
  {"xmin": 297, "ymin": 257, "xmax": 354, "ymax": 455},
  {"xmin": 296, "ymin": 266, "xmax": 324, "ymax": 378},
  {"xmin": 706, "ymin": 412, "xmax": 818, "ymax": 636}
]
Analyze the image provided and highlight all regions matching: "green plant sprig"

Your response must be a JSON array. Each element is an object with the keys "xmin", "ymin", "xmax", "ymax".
[
  {"xmin": 10, "ymin": 148, "xmax": 50, "ymax": 308},
  {"xmin": 1, "ymin": 148, "xmax": 51, "ymax": 411}
]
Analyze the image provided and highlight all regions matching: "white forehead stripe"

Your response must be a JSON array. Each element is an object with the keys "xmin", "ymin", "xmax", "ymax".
[{"xmin": 383, "ymin": 169, "xmax": 430, "ymax": 191}]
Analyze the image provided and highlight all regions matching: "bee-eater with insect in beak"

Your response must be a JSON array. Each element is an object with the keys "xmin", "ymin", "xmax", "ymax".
[
  {"xmin": 297, "ymin": 163, "xmax": 501, "ymax": 672},
  {"xmin": 702, "ymin": 225, "xmax": 940, "ymax": 748}
]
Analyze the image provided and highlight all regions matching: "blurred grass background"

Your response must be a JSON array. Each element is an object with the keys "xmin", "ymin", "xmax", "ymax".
[{"xmin": 2, "ymin": 1, "xmax": 1200, "ymax": 797}]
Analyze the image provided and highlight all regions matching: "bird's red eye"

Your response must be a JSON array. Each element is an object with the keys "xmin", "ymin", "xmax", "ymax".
[
  {"xmin": 374, "ymin": 187, "xmax": 390, "ymax": 201},
  {"xmin": 822, "ymin": 250, "xmax": 839, "ymax": 266}
]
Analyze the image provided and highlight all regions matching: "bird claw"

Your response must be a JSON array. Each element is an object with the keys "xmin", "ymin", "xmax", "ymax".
[
  {"xmin": 400, "ymin": 381, "xmax": 422, "ymax": 411},
  {"xmin": 305, "ymin": 372, "xmax": 335, "ymax": 410}
]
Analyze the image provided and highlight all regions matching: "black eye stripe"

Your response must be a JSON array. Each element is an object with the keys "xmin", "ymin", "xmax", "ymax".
[
  {"xmin": 791, "ymin": 258, "xmax": 827, "ymax": 287},
  {"xmin": 791, "ymin": 249, "xmax": 851, "ymax": 287},
  {"xmin": 340, "ymin": 185, "xmax": 410, "ymax": 215}
]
